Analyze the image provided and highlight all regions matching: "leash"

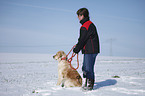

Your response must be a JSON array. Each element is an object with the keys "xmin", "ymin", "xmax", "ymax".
[{"xmin": 62, "ymin": 45, "xmax": 79, "ymax": 70}]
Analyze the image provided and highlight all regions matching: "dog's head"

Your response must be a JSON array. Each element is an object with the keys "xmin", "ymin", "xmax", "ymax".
[{"xmin": 53, "ymin": 51, "xmax": 66, "ymax": 61}]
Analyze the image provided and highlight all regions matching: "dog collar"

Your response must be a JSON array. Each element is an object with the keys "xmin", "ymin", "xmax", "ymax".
[{"xmin": 61, "ymin": 57, "xmax": 67, "ymax": 60}]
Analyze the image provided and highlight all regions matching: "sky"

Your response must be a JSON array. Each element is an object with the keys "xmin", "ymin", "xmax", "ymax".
[{"xmin": 0, "ymin": 0, "xmax": 145, "ymax": 58}]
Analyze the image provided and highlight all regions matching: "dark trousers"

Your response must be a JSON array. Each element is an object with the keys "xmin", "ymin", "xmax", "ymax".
[{"xmin": 82, "ymin": 54, "xmax": 97, "ymax": 80}]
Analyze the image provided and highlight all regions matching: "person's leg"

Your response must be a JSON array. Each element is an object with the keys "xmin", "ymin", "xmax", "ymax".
[
  {"xmin": 83, "ymin": 54, "xmax": 97, "ymax": 90},
  {"xmin": 85, "ymin": 54, "xmax": 97, "ymax": 80},
  {"xmin": 82, "ymin": 54, "xmax": 88, "ymax": 88},
  {"xmin": 82, "ymin": 54, "xmax": 87, "ymax": 78}
]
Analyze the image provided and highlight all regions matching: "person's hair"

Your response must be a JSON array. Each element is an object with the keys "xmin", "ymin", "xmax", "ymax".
[{"xmin": 76, "ymin": 8, "xmax": 89, "ymax": 17}]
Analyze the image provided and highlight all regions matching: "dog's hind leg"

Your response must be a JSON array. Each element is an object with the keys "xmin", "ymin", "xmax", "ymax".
[{"xmin": 64, "ymin": 80, "xmax": 75, "ymax": 87}]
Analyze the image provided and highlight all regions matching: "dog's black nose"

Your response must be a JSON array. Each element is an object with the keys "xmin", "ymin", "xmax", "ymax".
[{"xmin": 53, "ymin": 56, "xmax": 55, "ymax": 58}]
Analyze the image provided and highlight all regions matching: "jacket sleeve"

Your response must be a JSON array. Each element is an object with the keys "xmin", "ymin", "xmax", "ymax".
[{"xmin": 73, "ymin": 27, "xmax": 90, "ymax": 53}]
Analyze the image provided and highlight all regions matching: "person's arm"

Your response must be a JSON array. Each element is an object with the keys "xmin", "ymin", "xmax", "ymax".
[{"xmin": 73, "ymin": 27, "xmax": 90, "ymax": 53}]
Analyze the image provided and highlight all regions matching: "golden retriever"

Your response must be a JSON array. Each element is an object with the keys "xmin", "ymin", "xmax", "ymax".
[{"xmin": 53, "ymin": 51, "xmax": 82, "ymax": 87}]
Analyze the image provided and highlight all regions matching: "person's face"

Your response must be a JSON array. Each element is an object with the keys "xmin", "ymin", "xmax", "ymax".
[{"xmin": 78, "ymin": 15, "xmax": 84, "ymax": 21}]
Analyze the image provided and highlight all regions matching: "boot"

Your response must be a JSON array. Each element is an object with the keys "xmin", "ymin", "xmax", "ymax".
[
  {"xmin": 83, "ymin": 79, "xmax": 94, "ymax": 91},
  {"xmin": 87, "ymin": 79, "xmax": 94, "ymax": 90},
  {"xmin": 82, "ymin": 78, "xmax": 88, "ymax": 88}
]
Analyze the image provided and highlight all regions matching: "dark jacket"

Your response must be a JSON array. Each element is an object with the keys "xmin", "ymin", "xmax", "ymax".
[{"xmin": 73, "ymin": 17, "xmax": 100, "ymax": 54}]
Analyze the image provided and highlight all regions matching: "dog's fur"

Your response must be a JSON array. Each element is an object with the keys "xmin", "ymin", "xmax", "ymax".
[{"xmin": 53, "ymin": 51, "xmax": 82, "ymax": 87}]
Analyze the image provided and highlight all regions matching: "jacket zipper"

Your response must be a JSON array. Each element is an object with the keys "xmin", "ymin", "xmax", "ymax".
[
  {"xmin": 90, "ymin": 36, "xmax": 94, "ymax": 53},
  {"xmin": 83, "ymin": 45, "xmax": 86, "ymax": 53}
]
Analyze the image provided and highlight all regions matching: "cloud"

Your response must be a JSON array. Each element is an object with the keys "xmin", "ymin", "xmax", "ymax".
[{"xmin": 9, "ymin": 2, "xmax": 75, "ymax": 13}]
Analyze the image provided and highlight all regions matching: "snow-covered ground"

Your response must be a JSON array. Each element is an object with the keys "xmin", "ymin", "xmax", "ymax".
[{"xmin": 0, "ymin": 53, "xmax": 145, "ymax": 96}]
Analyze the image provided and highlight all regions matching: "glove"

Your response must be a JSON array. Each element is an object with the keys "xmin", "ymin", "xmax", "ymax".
[{"xmin": 73, "ymin": 47, "xmax": 79, "ymax": 54}]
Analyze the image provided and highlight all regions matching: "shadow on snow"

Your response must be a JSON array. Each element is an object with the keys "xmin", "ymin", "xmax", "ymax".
[{"xmin": 93, "ymin": 79, "xmax": 117, "ymax": 90}]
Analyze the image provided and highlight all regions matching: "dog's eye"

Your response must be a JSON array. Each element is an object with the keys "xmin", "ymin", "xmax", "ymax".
[{"xmin": 60, "ymin": 54, "xmax": 62, "ymax": 58}]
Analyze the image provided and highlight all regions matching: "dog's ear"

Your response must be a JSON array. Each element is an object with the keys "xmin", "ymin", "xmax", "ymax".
[
  {"xmin": 60, "ymin": 54, "xmax": 63, "ymax": 58},
  {"xmin": 57, "ymin": 51, "xmax": 66, "ymax": 59},
  {"xmin": 62, "ymin": 51, "xmax": 65, "ymax": 54},
  {"xmin": 61, "ymin": 51, "xmax": 66, "ymax": 57}
]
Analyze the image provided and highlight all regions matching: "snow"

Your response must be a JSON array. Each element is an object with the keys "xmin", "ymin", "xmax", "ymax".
[{"xmin": 0, "ymin": 53, "xmax": 145, "ymax": 96}]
